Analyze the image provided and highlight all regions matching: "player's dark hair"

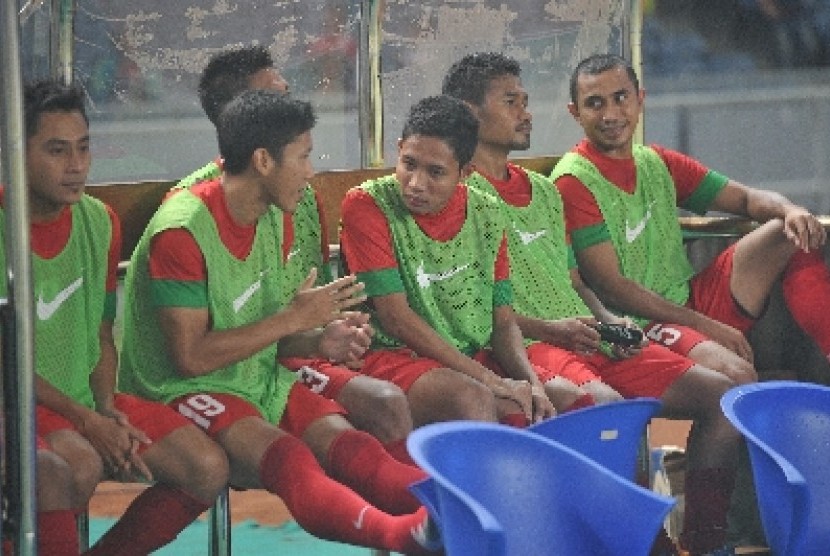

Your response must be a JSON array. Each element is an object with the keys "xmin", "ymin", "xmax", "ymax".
[
  {"xmin": 198, "ymin": 45, "xmax": 276, "ymax": 126},
  {"xmin": 23, "ymin": 79, "xmax": 88, "ymax": 139},
  {"xmin": 218, "ymin": 89, "xmax": 316, "ymax": 174},
  {"xmin": 569, "ymin": 54, "xmax": 640, "ymax": 104},
  {"xmin": 401, "ymin": 95, "xmax": 479, "ymax": 168},
  {"xmin": 441, "ymin": 52, "xmax": 521, "ymax": 106}
]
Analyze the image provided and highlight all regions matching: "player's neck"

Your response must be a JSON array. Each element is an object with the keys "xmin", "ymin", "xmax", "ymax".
[
  {"xmin": 221, "ymin": 173, "xmax": 266, "ymax": 227},
  {"xmin": 471, "ymin": 146, "xmax": 509, "ymax": 181}
]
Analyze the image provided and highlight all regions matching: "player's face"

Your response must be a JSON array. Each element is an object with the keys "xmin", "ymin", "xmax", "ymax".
[
  {"xmin": 269, "ymin": 131, "xmax": 314, "ymax": 213},
  {"xmin": 473, "ymin": 74, "xmax": 532, "ymax": 152},
  {"xmin": 248, "ymin": 67, "xmax": 289, "ymax": 94},
  {"xmin": 568, "ymin": 65, "xmax": 644, "ymax": 158},
  {"xmin": 25, "ymin": 110, "xmax": 90, "ymax": 221},
  {"xmin": 396, "ymin": 134, "xmax": 467, "ymax": 216}
]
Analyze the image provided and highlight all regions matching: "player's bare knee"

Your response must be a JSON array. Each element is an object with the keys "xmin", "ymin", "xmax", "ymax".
[
  {"xmin": 36, "ymin": 451, "xmax": 74, "ymax": 509},
  {"xmin": 361, "ymin": 387, "xmax": 412, "ymax": 442},
  {"xmin": 583, "ymin": 381, "xmax": 624, "ymax": 404},
  {"xmin": 341, "ymin": 378, "xmax": 412, "ymax": 443},
  {"xmin": 69, "ymin": 445, "xmax": 105, "ymax": 503},
  {"xmin": 451, "ymin": 379, "xmax": 498, "ymax": 421},
  {"xmin": 164, "ymin": 443, "xmax": 229, "ymax": 503},
  {"xmin": 721, "ymin": 358, "xmax": 758, "ymax": 385}
]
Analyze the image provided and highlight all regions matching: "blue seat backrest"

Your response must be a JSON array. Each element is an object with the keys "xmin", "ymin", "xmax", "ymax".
[
  {"xmin": 408, "ymin": 421, "xmax": 674, "ymax": 556},
  {"xmin": 723, "ymin": 381, "xmax": 830, "ymax": 556},
  {"xmin": 528, "ymin": 398, "xmax": 661, "ymax": 480}
]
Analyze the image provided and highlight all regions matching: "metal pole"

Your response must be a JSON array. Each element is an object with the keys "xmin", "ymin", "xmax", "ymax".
[
  {"xmin": 0, "ymin": 0, "xmax": 39, "ymax": 554},
  {"xmin": 625, "ymin": 0, "xmax": 645, "ymax": 145},
  {"xmin": 51, "ymin": 0, "xmax": 74, "ymax": 83},
  {"xmin": 358, "ymin": 0, "xmax": 384, "ymax": 168}
]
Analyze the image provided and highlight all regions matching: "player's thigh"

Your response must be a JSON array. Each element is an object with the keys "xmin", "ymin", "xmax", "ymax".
[
  {"xmin": 731, "ymin": 220, "xmax": 797, "ymax": 315},
  {"xmin": 687, "ymin": 340, "xmax": 757, "ymax": 384}
]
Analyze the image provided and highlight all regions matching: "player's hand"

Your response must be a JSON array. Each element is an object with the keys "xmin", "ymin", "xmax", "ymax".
[
  {"xmin": 537, "ymin": 317, "xmax": 601, "ymax": 355},
  {"xmin": 80, "ymin": 411, "xmax": 153, "ymax": 482},
  {"xmin": 783, "ymin": 207, "xmax": 827, "ymax": 253},
  {"xmin": 529, "ymin": 384, "xmax": 556, "ymax": 423},
  {"xmin": 287, "ymin": 270, "xmax": 367, "ymax": 331},
  {"xmin": 698, "ymin": 317, "xmax": 754, "ymax": 364},
  {"xmin": 318, "ymin": 311, "xmax": 373, "ymax": 365},
  {"xmin": 491, "ymin": 378, "xmax": 533, "ymax": 421}
]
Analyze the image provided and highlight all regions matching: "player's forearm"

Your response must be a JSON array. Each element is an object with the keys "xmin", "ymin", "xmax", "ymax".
[
  {"xmin": 91, "ymin": 323, "xmax": 119, "ymax": 411},
  {"xmin": 591, "ymin": 275, "xmax": 703, "ymax": 329},
  {"xmin": 377, "ymin": 306, "xmax": 501, "ymax": 387},
  {"xmin": 490, "ymin": 310, "xmax": 541, "ymax": 387},
  {"xmin": 36, "ymin": 375, "xmax": 98, "ymax": 430},
  {"xmin": 745, "ymin": 188, "xmax": 802, "ymax": 223},
  {"xmin": 277, "ymin": 329, "xmax": 323, "ymax": 358},
  {"xmin": 160, "ymin": 307, "xmax": 309, "ymax": 377}
]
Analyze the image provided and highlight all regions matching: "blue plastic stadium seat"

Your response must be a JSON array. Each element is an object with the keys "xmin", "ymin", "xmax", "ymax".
[
  {"xmin": 721, "ymin": 380, "xmax": 830, "ymax": 556},
  {"xmin": 407, "ymin": 421, "xmax": 674, "ymax": 556},
  {"xmin": 528, "ymin": 397, "xmax": 662, "ymax": 480}
]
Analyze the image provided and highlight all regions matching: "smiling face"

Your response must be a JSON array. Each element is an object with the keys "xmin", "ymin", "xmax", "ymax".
[
  {"xmin": 473, "ymin": 74, "xmax": 532, "ymax": 153},
  {"xmin": 568, "ymin": 65, "xmax": 644, "ymax": 158},
  {"xmin": 25, "ymin": 110, "xmax": 91, "ymax": 221},
  {"xmin": 265, "ymin": 130, "xmax": 315, "ymax": 213},
  {"xmin": 396, "ymin": 134, "xmax": 468, "ymax": 216}
]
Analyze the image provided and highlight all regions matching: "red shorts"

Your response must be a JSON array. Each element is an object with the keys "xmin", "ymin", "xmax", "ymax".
[
  {"xmin": 360, "ymin": 345, "xmax": 600, "ymax": 390},
  {"xmin": 645, "ymin": 244, "xmax": 755, "ymax": 356},
  {"xmin": 37, "ymin": 393, "xmax": 191, "ymax": 454},
  {"xmin": 281, "ymin": 357, "xmax": 356, "ymax": 399},
  {"xmin": 688, "ymin": 243, "xmax": 756, "ymax": 333},
  {"xmin": 171, "ymin": 383, "xmax": 347, "ymax": 438},
  {"xmin": 360, "ymin": 348, "xmax": 444, "ymax": 392},
  {"xmin": 586, "ymin": 343, "xmax": 693, "ymax": 398},
  {"xmin": 523, "ymin": 343, "xmax": 603, "ymax": 385}
]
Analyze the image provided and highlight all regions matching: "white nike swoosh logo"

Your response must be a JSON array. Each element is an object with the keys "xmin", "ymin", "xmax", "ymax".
[
  {"xmin": 415, "ymin": 261, "xmax": 470, "ymax": 289},
  {"xmin": 36, "ymin": 276, "xmax": 83, "ymax": 320},
  {"xmin": 624, "ymin": 202, "xmax": 655, "ymax": 243},
  {"xmin": 514, "ymin": 225, "xmax": 547, "ymax": 245},
  {"xmin": 286, "ymin": 248, "xmax": 300, "ymax": 262},
  {"xmin": 233, "ymin": 275, "xmax": 263, "ymax": 313},
  {"xmin": 353, "ymin": 505, "xmax": 370, "ymax": 529}
]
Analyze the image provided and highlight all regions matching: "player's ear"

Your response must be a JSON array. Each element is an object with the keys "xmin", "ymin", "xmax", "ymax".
[
  {"xmin": 567, "ymin": 101, "xmax": 579, "ymax": 120},
  {"xmin": 251, "ymin": 147, "xmax": 274, "ymax": 175}
]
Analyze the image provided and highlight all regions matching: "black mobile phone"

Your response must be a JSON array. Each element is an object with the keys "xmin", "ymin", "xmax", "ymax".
[{"xmin": 595, "ymin": 323, "xmax": 643, "ymax": 347}]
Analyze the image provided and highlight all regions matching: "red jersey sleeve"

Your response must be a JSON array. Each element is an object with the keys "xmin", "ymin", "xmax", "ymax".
[
  {"xmin": 651, "ymin": 145, "xmax": 710, "ymax": 205},
  {"xmin": 340, "ymin": 188, "xmax": 398, "ymax": 274},
  {"xmin": 495, "ymin": 234, "xmax": 509, "ymax": 281},
  {"xmin": 148, "ymin": 228, "xmax": 207, "ymax": 281}
]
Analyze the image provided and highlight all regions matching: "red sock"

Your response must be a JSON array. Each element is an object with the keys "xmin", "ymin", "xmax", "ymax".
[
  {"xmin": 499, "ymin": 412, "xmax": 530, "ymax": 427},
  {"xmin": 259, "ymin": 435, "xmax": 437, "ymax": 553},
  {"xmin": 783, "ymin": 249, "xmax": 830, "ymax": 358},
  {"xmin": 679, "ymin": 467, "xmax": 736, "ymax": 553},
  {"xmin": 39, "ymin": 509, "xmax": 80, "ymax": 555},
  {"xmin": 327, "ymin": 430, "xmax": 426, "ymax": 514},
  {"xmin": 563, "ymin": 393, "xmax": 595, "ymax": 413},
  {"xmin": 83, "ymin": 484, "xmax": 210, "ymax": 556},
  {"xmin": 384, "ymin": 437, "xmax": 419, "ymax": 467}
]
